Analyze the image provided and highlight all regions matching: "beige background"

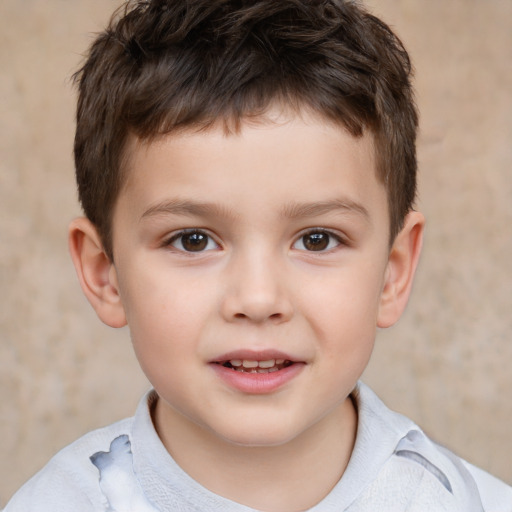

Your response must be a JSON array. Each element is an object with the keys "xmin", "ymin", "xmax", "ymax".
[{"xmin": 1, "ymin": 0, "xmax": 511, "ymax": 505}]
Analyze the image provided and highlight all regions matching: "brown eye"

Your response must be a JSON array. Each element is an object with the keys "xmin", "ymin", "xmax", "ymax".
[
  {"xmin": 182, "ymin": 232, "xmax": 208, "ymax": 251},
  {"xmin": 293, "ymin": 230, "xmax": 341, "ymax": 252},
  {"xmin": 169, "ymin": 230, "xmax": 218, "ymax": 252},
  {"xmin": 302, "ymin": 232, "xmax": 330, "ymax": 251}
]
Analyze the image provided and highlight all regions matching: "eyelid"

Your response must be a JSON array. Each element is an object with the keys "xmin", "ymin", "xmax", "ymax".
[
  {"xmin": 292, "ymin": 227, "xmax": 347, "ymax": 252},
  {"xmin": 163, "ymin": 228, "xmax": 221, "ymax": 252}
]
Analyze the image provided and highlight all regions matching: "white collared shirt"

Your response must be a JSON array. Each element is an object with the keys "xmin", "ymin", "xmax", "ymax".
[{"xmin": 3, "ymin": 382, "xmax": 511, "ymax": 511}]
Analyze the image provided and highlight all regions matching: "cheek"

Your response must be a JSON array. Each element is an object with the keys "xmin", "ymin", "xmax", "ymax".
[
  {"xmin": 299, "ymin": 267, "xmax": 383, "ymax": 375},
  {"xmin": 122, "ymin": 259, "xmax": 214, "ymax": 322},
  {"xmin": 302, "ymin": 267, "xmax": 384, "ymax": 334},
  {"xmin": 119, "ymin": 266, "xmax": 217, "ymax": 365}
]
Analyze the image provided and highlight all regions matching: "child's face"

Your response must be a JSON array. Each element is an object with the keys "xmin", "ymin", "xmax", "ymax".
[{"xmin": 109, "ymin": 111, "xmax": 396, "ymax": 447}]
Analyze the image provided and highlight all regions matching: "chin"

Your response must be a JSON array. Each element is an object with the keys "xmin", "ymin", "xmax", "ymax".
[{"xmin": 210, "ymin": 417, "xmax": 305, "ymax": 449}]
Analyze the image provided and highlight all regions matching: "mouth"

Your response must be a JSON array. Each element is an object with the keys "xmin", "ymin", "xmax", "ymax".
[
  {"xmin": 210, "ymin": 352, "xmax": 305, "ymax": 393},
  {"xmin": 216, "ymin": 358, "xmax": 294, "ymax": 374}
]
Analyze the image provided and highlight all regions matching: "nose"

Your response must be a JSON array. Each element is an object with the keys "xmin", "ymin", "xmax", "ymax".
[{"xmin": 220, "ymin": 250, "xmax": 294, "ymax": 324}]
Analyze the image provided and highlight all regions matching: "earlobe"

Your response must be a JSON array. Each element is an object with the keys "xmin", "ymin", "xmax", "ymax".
[
  {"xmin": 68, "ymin": 218, "xmax": 127, "ymax": 328},
  {"xmin": 377, "ymin": 211, "xmax": 425, "ymax": 328}
]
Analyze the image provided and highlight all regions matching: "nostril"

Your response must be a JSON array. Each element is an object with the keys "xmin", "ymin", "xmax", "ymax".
[
  {"xmin": 232, "ymin": 312, "xmax": 283, "ymax": 321},
  {"xmin": 221, "ymin": 293, "xmax": 293, "ymax": 323}
]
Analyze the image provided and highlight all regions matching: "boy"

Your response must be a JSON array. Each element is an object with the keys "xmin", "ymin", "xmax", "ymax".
[{"xmin": 4, "ymin": 0, "xmax": 511, "ymax": 510}]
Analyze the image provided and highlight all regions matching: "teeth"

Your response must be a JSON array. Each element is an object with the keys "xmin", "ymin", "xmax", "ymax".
[
  {"xmin": 225, "ymin": 358, "xmax": 291, "ymax": 373},
  {"xmin": 234, "ymin": 359, "xmax": 279, "ymax": 369}
]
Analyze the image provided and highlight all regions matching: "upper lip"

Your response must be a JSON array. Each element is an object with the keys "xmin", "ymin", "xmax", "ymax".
[{"xmin": 211, "ymin": 349, "xmax": 301, "ymax": 364}]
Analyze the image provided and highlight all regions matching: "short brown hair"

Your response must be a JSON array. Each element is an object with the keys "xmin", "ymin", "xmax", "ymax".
[{"xmin": 73, "ymin": 0, "xmax": 418, "ymax": 260}]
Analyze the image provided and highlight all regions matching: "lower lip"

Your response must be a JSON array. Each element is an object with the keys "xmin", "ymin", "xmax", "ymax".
[{"xmin": 210, "ymin": 363, "xmax": 305, "ymax": 394}]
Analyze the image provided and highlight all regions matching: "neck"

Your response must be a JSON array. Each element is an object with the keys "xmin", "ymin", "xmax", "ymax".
[{"xmin": 154, "ymin": 397, "xmax": 357, "ymax": 512}]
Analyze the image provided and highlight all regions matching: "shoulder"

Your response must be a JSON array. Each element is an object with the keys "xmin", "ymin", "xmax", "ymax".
[
  {"xmin": 3, "ymin": 417, "xmax": 134, "ymax": 512},
  {"xmin": 349, "ymin": 383, "xmax": 512, "ymax": 512},
  {"xmin": 463, "ymin": 461, "xmax": 512, "ymax": 512},
  {"xmin": 391, "ymin": 430, "xmax": 512, "ymax": 512}
]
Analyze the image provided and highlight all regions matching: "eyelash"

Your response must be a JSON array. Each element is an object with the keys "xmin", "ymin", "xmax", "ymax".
[
  {"xmin": 163, "ymin": 228, "xmax": 345, "ymax": 254},
  {"xmin": 292, "ymin": 228, "xmax": 345, "ymax": 253},
  {"xmin": 163, "ymin": 229, "xmax": 220, "ymax": 253}
]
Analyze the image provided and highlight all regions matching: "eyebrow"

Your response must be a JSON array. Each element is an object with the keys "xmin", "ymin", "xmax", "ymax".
[
  {"xmin": 280, "ymin": 199, "xmax": 370, "ymax": 221},
  {"xmin": 140, "ymin": 197, "xmax": 369, "ymax": 222},
  {"xmin": 141, "ymin": 199, "xmax": 237, "ymax": 221}
]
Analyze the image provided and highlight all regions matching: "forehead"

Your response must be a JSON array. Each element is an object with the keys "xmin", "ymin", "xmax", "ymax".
[
  {"xmin": 116, "ymin": 110, "xmax": 384, "ymax": 224},
  {"xmin": 122, "ymin": 108, "xmax": 377, "ymax": 181}
]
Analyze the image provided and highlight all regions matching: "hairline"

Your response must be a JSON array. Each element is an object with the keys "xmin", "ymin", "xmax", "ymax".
[{"xmin": 105, "ymin": 107, "xmax": 399, "ymax": 262}]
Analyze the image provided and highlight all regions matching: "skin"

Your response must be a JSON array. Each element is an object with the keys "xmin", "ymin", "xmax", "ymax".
[{"xmin": 69, "ymin": 109, "xmax": 424, "ymax": 511}]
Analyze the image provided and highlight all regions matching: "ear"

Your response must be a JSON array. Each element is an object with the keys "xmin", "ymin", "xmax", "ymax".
[
  {"xmin": 68, "ymin": 217, "xmax": 127, "ymax": 328},
  {"xmin": 377, "ymin": 211, "xmax": 425, "ymax": 328}
]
